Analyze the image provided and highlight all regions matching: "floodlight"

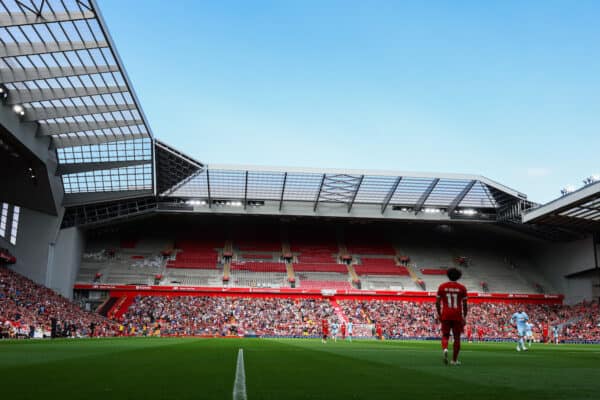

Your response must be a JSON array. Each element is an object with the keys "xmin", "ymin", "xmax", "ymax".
[
  {"xmin": 460, "ymin": 209, "xmax": 478, "ymax": 216},
  {"xmin": 13, "ymin": 104, "xmax": 25, "ymax": 116}
]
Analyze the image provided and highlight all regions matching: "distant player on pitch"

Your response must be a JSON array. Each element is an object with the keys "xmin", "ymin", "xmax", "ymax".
[
  {"xmin": 331, "ymin": 320, "xmax": 339, "ymax": 342},
  {"xmin": 321, "ymin": 318, "xmax": 329, "ymax": 344},
  {"xmin": 346, "ymin": 319, "xmax": 353, "ymax": 342},
  {"xmin": 510, "ymin": 309, "xmax": 529, "ymax": 351},
  {"xmin": 525, "ymin": 321, "xmax": 534, "ymax": 348},
  {"xmin": 436, "ymin": 267, "xmax": 468, "ymax": 366}
]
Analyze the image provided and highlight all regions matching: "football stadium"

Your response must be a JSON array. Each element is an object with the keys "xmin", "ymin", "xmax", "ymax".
[{"xmin": 1, "ymin": 1, "xmax": 599, "ymax": 399}]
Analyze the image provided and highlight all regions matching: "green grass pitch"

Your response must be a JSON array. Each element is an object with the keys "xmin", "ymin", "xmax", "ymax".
[{"xmin": 1, "ymin": 338, "xmax": 598, "ymax": 399}]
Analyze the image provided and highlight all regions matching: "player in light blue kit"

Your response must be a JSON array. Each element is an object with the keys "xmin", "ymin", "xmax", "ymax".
[
  {"xmin": 331, "ymin": 321, "xmax": 339, "ymax": 342},
  {"xmin": 525, "ymin": 322, "xmax": 534, "ymax": 348},
  {"xmin": 510, "ymin": 310, "xmax": 529, "ymax": 352}
]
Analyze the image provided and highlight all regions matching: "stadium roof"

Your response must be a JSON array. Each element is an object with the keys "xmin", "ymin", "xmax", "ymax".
[
  {"xmin": 1, "ymin": 1, "xmax": 533, "ymax": 227},
  {"xmin": 166, "ymin": 164, "xmax": 527, "ymax": 216},
  {"xmin": 0, "ymin": 0, "xmax": 155, "ymax": 200},
  {"xmin": 523, "ymin": 181, "xmax": 600, "ymax": 232}
]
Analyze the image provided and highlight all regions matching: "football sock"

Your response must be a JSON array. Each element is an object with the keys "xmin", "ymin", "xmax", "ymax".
[
  {"xmin": 442, "ymin": 335, "xmax": 449, "ymax": 350},
  {"xmin": 519, "ymin": 338, "xmax": 524, "ymax": 349},
  {"xmin": 453, "ymin": 338, "xmax": 461, "ymax": 362}
]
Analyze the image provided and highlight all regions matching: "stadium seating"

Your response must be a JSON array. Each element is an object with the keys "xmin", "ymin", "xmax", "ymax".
[
  {"xmin": 292, "ymin": 263, "xmax": 348, "ymax": 273},
  {"xmin": 167, "ymin": 237, "xmax": 223, "ymax": 269},
  {"xmin": 233, "ymin": 227, "xmax": 282, "ymax": 252},
  {"xmin": 299, "ymin": 280, "xmax": 352, "ymax": 290},
  {"xmin": 231, "ymin": 262, "xmax": 286, "ymax": 273},
  {"xmin": 345, "ymin": 240, "xmax": 396, "ymax": 256},
  {"xmin": 165, "ymin": 269, "xmax": 223, "ymax": 286},
  {"xmin": 353, "ymin": 258, "xmax": 409, "ymax": 276},
  {"xmin": 79, "ymin": 226, "xmax": 557, "ymax": 294},
  {"xmin": 420, "ymin": 268, "xmax": 448, "ymax": 275},
  {"xmin": 239, "ymin": 253, "xmax": 275, "ymax": 260},
  {"xmin": 0, "ymin": 267, "xmax": 116, "ymax": 338},
  {"xmin": 289, "ymin": 229, "xmax": 339, "ymax": 264},
  {"xmin": 229, "ymin": 261, "xmax": 288, "ymax": 288},
  {"xmin": 120, "ymin": 239, "xmax": 137, "ymax": 249}
]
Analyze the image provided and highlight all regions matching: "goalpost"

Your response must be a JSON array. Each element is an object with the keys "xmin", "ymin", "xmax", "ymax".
[{"xmin": 351, "ymin": 324, "xmax": 376, "ymax": 338}]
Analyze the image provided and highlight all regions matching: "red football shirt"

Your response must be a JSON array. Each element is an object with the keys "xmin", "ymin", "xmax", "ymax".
[{"xmin": 437, "ymin": 281, "xmax": 468, "ymax": 321}]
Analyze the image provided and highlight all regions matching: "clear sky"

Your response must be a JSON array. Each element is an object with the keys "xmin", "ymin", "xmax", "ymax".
[{"xmin": 99, "ymin": 0, "xmax": 599, "ymax": 204}]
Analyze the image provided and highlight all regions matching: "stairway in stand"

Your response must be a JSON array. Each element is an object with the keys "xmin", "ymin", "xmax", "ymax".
[
  {"xmin": 96, "ymin": 297, "xmax": 117, "ymax": 317},
  {"xmin": 285, "ymin": 262, "xmax": 295, "ymax": 286},
  {"xmin": 281, "ymin": 229, "xmax": 295, "ymax": 286},
  {"xmin": 222, "ymin": 240, "xmax": 233, "ymax": 283},
  {"xmin": 346, "ymin": 264, "xmax": 359, "ymax": 284},
  {"xmin": 223, "ymin": 260, "xmax": 231, "ymax": 283},
  {"xmin": 107, "ymin": 296, "xmax": 135, "ymax": 320},
  {"xmin": 405, "ymin": 263, "xmax": 425, "ymax": 289},
  {"xmin": 329, "ymin": 299, "xmax": 348, "ymax": 324}
]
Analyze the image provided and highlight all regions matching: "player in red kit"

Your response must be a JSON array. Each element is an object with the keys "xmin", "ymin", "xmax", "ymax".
[
  {"xmin": 466, "ymin": 325, "xmax": 473, "ymax": 343},
  {"xmin": 542, "ymin": 321, "xmax": 549, "ymax": 344},
  {"xmin": 376, "ymin": 323, "xmax": 383, "ymax": 340},
  {"xmin": 477, "ymin": 326, "xmax": 484, "ymax": 342},
  {"xmin": 436, "ymin": 267, "xmax": 468, "ymax": 366},
  {"xmin": 321, "ymin": 319, "xmax": 329, "ymax": 344},
  {"xmin": 341, "ymin": 322, "xmax": 346, "ymax": 340}
]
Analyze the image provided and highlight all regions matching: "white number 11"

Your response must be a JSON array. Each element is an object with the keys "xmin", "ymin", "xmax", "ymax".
[{"xmin": 446, "ymin": 293, "xmax": 458, "ymax": 308}]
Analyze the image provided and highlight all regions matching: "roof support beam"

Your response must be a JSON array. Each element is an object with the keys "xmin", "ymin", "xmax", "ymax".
[
  {"xmin": 0, "ymin": 64, "xmax": 119, "ymax": 84},
  {"xmin": 56, "ymin": 160, "xmax": 150, "ymax": 175},
  {"xmin": 313, "ymin": 174, "xmax": 326, "ymax": 212},
  {"xmin": 62, "ymin": 190, "xmax": 153, "ymax": 207},
  {"xmin": 51, "ymin": 132, "xmax": 147, "ymax": 148},
  {"xmin": 562, "ymin": 208, "xmax": 600, "ymax": 219},
  {"xmin": 6, "ymin": 85, "xmax": 128, "ymax": 105},
  {"xmin": 279, "ymin": 172, "xmax": 287, "ymax": 211},
  {"xmin": 1, "ymin": 41, "xmax": 108, "ymax": 58},
  {"xmin": 415, "ymin": 178, "xmax": 440, "ymax": 214},
  {"xmin": 206, "ymin": 169, "xmax": 212, "ymax": 209},
  {"xmin": 347, "ymin": 175, "xmax": 364, "ymax": 213},
  {"xmin": 447, "ymin": 180, "xmax": 476, "ymax": 215},
  {"xmin": 39, "ymin": 119, "xmax": 144, "ymax": 136},
  {"xmin": 0, "ymin": 11, "xmax": 95, "ymax": 27},
  {"xmin": 24, "ymin": 103, "xmax": 136, "ymax": 121},
  {"xmin": 381, "ymin": 176, "xmax": 402, "ymax": 214},
  {"xmin": 243, "ymin": 170, "xmax": 249, "ymax": 210}
]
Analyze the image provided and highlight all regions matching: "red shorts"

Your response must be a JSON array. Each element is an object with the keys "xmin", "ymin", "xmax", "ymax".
[{"xmin": 441, "ymin": 320, "xmax": 464, "ymax": 337}]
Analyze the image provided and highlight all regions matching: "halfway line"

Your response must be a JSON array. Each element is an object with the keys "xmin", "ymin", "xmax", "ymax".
[{"xmin": 233, "ymin": 349, "xmax": 247, "ymax": 400}]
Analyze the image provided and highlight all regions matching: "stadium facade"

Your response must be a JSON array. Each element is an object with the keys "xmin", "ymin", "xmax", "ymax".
[{"xmin": 1, "ymin": 0, "xmax": 599, "ymax": 309}]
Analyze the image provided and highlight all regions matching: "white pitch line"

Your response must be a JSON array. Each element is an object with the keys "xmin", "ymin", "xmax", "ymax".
[{"xmin": 233, "ymin": 349, "xmax": 247, "ymax": 400}]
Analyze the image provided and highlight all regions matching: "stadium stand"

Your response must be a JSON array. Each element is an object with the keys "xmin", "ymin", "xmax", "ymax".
[
  {"xmin": 167, "ymin": 237, "xmax": 223, "ymax": 269},
  {"xmin": 1, "ymin": 267, "xmax": 115, "ymax": 338},
  {"xmin": 76, "ymin": 222, "xmax": 560, "ymax": 295},
  {"xmin": 0, "ymin": 248, "xmax": 16, "ymax": 264},
  {"xmin": 121, "ymin": 296, "xmax": 336, "ymax": 337},
  {"xmin": 2, "ymin": 0, "xmax": 599, "ymax": 352},
  {"xmin": 96, "ymin": 293, "xmax": 600, "ymax": 341},
  {"xmin": 353, "ymin": 257, "xmax": 410, "ymax": 276},
  {"xmin": 338, "ymin": 299, "xmax": 600, "ymax": 341}
]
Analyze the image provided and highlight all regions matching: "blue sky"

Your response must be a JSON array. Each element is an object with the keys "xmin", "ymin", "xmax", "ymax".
[{"xmin": 100, "ymin": 0, "xmax": 599, "ymax": 203}]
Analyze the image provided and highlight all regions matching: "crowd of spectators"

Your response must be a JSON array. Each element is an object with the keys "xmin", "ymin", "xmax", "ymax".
[
  {"xmin": 121, "ymin": 296, "xmax": 336, "ymax": 337},
  {"xmin": 0, "ymin": 267, "xmax": 116, "ymax": 339},
  {"xmin": 2, "ymin": 264, "xmax": 599, "ymax": 341},
  {"xmin": 122, "ymin": 295, "xmax": 599, "ymax": 341},
  {"xmin": 339, "ymin": 299, "xmax": 600, "ymax": 341},
  {"xmin": 564, "ymin": 300, "xmax": 600, "ymax": 341},
  {"xmin": 341, "ymin": 299, "xmax": 438, "ymax": 338}
]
